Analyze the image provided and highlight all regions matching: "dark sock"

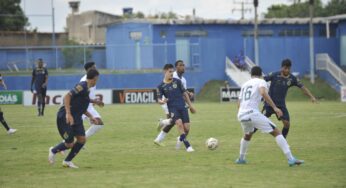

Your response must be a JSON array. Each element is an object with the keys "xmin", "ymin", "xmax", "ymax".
[
  {"xmin": 282, "ymin": 127, "xmax": 290, "ymax": 138},
  {"xmin": 179, "ymin": 134, "xmax": 191, "ymax": 149},
  {"xmin": 0, "ymin": 112, "xmax": 10, "ymax": 131},
  {"xmin": 52, "ymin": 142, "xmax": 69, "ymax": 154},
  {"xmin": 65, "ymin": 142, "xmax": 84, "ymax": 161},
  {"xmin": 0, "ymin": 119, "xmax": 10, "ymax": 131},
  {"xmin": 41, "ymin": 103, "xmax": 45, "ymax": 115}
]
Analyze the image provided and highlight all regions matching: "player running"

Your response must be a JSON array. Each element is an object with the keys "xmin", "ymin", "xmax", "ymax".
[
  {"xmin": 48, "ymin": 69, "xmax": 99, "ymax": 168},
  {"xmin": 80, "ymin": 62, "xmax": 104, "ymax": 138},
  {"xmin": 235, "ymin": 66, "xmax": 304, "ymax": 166},
  {"xmin": 30, "ymin": 58, "xmax": 48, "ymax": 116},
  {"xmin": 156, "ymin": 64, "xmax": 196, "ymax": 152},
  {"xmin": 263, "ymin": 59, "xmax": 317, "ymax": 138},
  {"xmin": 154, "ymin": 60, "xmax": 193, "ymax": 147},
  {"xmin": 0, "ymin": 73, "xmax": 17, "ymax": 134}
]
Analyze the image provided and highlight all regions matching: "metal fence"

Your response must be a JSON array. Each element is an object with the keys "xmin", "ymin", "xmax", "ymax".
[{"xmin": 0, "ymin": 43, "xmax": 201, "ymax": 72}]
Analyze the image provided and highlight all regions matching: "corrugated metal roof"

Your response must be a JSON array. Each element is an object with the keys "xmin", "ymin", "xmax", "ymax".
[{"xmin": 99, "ymin": 14, "xmax": 346, "ymax": 27}]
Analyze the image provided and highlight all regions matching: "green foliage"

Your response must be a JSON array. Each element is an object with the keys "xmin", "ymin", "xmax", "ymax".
[
  {"xmin": 0, "ymin": 102, "xmax": 345, "ymax": 187},
  {"xmin": 61, "ymin": 40, "xmax": 92, "ymax": 68},
  {"xmin": 196, "ymin": 80, "xmax": 226, "ymax": 102},
  {"xmin": 0, "ymin": 0, "xmax": 28, "ymax": 31},
  {"xmin": 265, "ymin": 0, "xmax": 346, "ymax": 18}
]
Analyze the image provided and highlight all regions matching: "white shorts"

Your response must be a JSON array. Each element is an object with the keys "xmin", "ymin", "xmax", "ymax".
[
  {"xmin": 238, "ymin": 111, "xmax": 276, "ymax": 135},
  {"xmin": 161, "ymin": 103, "xmax": 169, "ymax": 115},
  {"xmin": 82, "ymin": 104, "xmax": 101, "ymax": 120}
]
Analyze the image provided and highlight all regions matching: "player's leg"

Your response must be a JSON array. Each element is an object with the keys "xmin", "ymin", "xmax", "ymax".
[
  {"xmin": 279, "ymin": 107, "xmax": 290, "ymax": 138},
  {"xmin": 49, "ymin": 116, "xmax": 74, "ymax": 164},
  {"xmin": 254, "ymin": 104, "xmax": 274, "ymax": 133},
  {"xmin": 40, "ymin": 87, "xmax": 47, "ymax": 116},
  {"xmin": 154, "ymin": 108, "xmax": 174, "ymax": 145},
  {"xmin": 176, "ymin": 118, "xmax": 193, "ymax": 152},
  {"xmin": 235, "ymin": 117, "xmax": 255, "ymax": 164},
  {"xmin": 36, "ymin": 91, "xmax": 42, "ymax": 116},
  {"xmin": 63, "ymin": 125, "xmax": 86, "ymax": 168},
  {"xmin": 85, "ymin": 106, "xmax": 103, "ymax": 138},
  {"xmin": 255, "ymin": 113, "xmax": 303, "ymax": 166},
  {"xmin": 0, "ymin": 108, "xmax": 16, "ymax": 134}
]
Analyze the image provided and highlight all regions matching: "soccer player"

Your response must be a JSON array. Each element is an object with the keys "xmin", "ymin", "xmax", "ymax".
[
  {"xmin": 263, "ymin": 59, "xmax": 317, "ymax": 138},
  {"xmin": 156, "ymin": 64, "xmax": 196, "ymax": 152},
  {"xmin": 0, "ymin": 73, "xmax": 17, "ymax": 134},
  {"xmin": 48, "ymin": 69, "xmax": 99, "ymax": 168},
  {"xmin": 235, "ymin": 66, "xmax": 304, "ymax": 166},
  {"xmin": 30, "ymin": 58, "xmax": 48, "ymax": 116},
  {"xmin": 80, "ymin": 62, "xmax": 104, "ymax": 138},
  {"xmin": 154, "ymin": 60, "xmax": 194, "ymax": 147}
]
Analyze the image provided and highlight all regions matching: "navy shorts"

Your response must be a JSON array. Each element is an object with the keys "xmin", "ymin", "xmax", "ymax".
[
  {"xmin": 57, "ymin": 112, "xmax": 85, "ymax": 143},
  {"xmin": 169, "ymin": 107, "xmax": 190, "ymax": 124},
  {"xmin": 35, "ymin": 86, "xmax": 47, "ymax": 96},
  {"xmin": 263, "ymin": 104, "xmax": 290, "ymax": 121}
]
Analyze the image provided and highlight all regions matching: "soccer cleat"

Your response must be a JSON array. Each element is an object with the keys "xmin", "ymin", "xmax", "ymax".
[
  {"xmin": 154, "ymin": 140, "xmax": 165, "ymax": 147},
  {"xmin": 156, "ymin": 118, "xmax": 164, "ymax": 132},
  {"xmin": 235, "ymin": 158, "xmax": 247, "ymax": 164},
  {"xmin": 62, "ymin": 161, "xmax": 79, "ymax": 169},
  {"xmin": 288, "ymin": 158, "xmax": 304, "ymax": 167},
  {"xmin": 48, "ymin": 147, "xmax": 56, "ymax": 165},
  {"xmin": 175, "ymin": 136, "xmax": 182, "ymax": 150},
  {"xmin": 7, "ymin": 128, "xmax": 17, "ymax": 135},
  {"xmin": 186, "ymin": 146, "xmax": 195, "ymax": 152}
]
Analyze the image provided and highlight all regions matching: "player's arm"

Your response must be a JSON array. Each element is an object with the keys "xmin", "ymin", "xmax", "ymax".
[
  {"xmin": 84, "ymin": 111, "xmax": 97, "ymax": 124},
  {"xmin": 30, "ymin": 69, "xmax": 35, "ymax": 93},
  {"xmin": 294, "ymin": 76, "xmax": 317, "ymax": 103},
  {"xmin": 64, "ymin": 93, "xmax": 74, "ymax": 125},
  {"xmin": 42, "ymin": 69, "xmax": 48, "ymax": 88},
  {"xmin": 90, "ymin": 99, "xmax": 104, "ymax": 107},
  {"xmin": 300, "ymin": 86, "xmax": 317, "ymax": 103},
  {"xmin": 263, "ymin": 72, "xmax": 273, "ymax": 82},
  {"xmin": 259, "ymin": 87, "xmax": 283, "ymax": 117},
  {"xmin": 183, "ymin": 92, "xmax": 196, "ymax": 114},
  {"xmin": 157, "ymin": 86, "xmax": 167, "ymax": 105}
]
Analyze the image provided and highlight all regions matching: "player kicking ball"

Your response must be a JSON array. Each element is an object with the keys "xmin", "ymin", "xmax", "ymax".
[
  {"xmin": 235, "ymin": 66, "xmax": 304, "ymax": 166},
  {"xmin": 48, "ymin": 69, "xmax": 99, "ymax": 168},
  {"xmin": 156, "ymin": 64, "xmax": 196, "ymax": 152}
]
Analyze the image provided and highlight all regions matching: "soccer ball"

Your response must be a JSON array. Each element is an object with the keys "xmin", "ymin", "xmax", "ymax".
[{"xmin": 205, "ymin": 137, "xmax": 218, "ymax": 150}]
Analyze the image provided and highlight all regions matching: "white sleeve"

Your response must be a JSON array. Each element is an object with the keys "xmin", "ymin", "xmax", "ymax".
[
  {"xmin": 258, "ymin": 80, "xmax": 268, "ymax": 90},
  {"xmin": 80, "ymin": 75, "xmax": 87, "ymax": 82}
]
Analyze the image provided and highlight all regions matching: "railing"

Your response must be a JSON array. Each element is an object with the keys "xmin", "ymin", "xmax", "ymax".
[
  {"xmin": 316, "ymin": 53, "xmax": 346, "ymax": 86},
  {"xmin": 244, "ymin": 56, "xmax": 256, "ymax": 71}
]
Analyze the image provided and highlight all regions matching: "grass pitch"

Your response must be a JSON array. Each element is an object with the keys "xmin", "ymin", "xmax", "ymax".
[{"xmin": 0, "ymin": 102, "xmax": 345, "ymax": 188}]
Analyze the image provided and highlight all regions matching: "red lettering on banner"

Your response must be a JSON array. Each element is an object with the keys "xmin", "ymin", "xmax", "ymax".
[{"xmin": 119, "ymin": 92, "xmax": 125, "ymax": 103}]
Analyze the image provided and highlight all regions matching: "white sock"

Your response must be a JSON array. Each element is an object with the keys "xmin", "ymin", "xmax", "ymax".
[
  {"xmin": 85, "ymin": 124, "xmax": 103, "ymax": 138},
  {"xmin": 161, "ymin": 119, "xmax": 171, "ymax": 126},
  {"xmin": 275, "ymin": 135, "xmax": 294, "ymax": 160},
  {"xmin": 239, "ymin": 138, "xmax": 250, "ymax": 160},
  {"xmin": 154, "ymin": 131, "xmax": 167, "ymax": 142}
]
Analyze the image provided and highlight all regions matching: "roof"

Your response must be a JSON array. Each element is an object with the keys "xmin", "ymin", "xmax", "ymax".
[{"xmin": 100, "ymin": 14, "xmax": 346, "ymax": 27}]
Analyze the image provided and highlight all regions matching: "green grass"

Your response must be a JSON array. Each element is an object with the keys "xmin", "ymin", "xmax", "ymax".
[
  {"xmin": 0, "ymin": 102, "xmax": 346, "ymax": 187},
  {"xmin": 197, "ymin": 78, "xmax": 340, "ymax": 102}
]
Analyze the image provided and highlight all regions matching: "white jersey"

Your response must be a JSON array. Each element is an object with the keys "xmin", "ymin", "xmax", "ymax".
[
  {"xmin": 80, "ymin": 75, "xmax": 96, "ymax": 100},
  {"xmin": 173, "ymin": 71, "xmax": 187, "ymax": 89},
  {"xmin": 238, "ymin": 78, "xmax": 267, "ymax": 116}
]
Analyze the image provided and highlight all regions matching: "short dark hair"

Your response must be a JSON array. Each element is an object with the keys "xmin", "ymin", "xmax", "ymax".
[
  {"xmin": 251, "ymin": 66, "xmax": 262, "ymax": 76},
  {"xmin": 175, "ymin": 60, "xmax": 183, "ymax": 67},
  {"xmin": 163, "ymin": 64, "xmax": 174, "ymax": 70},
  {"xmin": 281, "ymin": 59, "xmax": 292, "ymax": 67},
  {"xmin": 84, "ymin": 62, "xmax": 96, "ymax": 71},
  {"xmin": 86, "ymin": 69, "xmax": 99, "ymax": 79}
]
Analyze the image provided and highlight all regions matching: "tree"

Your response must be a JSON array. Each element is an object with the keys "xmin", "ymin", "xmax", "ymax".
[
  {"xmin": 265, "ymin": 0, "xmax": 328, "ymax": 18},
  {"xmin": 62, "ymin": 40, "xmax": 92, "ymax": 68},
  {"xmin": 0, "ymin": 0, "xmax": 28, "ymax": 31},
  {"xmin": 323, "ymin": 0, "xmax": 346, "ymax": 16}
]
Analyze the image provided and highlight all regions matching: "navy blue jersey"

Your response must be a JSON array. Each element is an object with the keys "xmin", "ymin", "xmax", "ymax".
[
  {"xmin": 32, "ymin": 67, "xmax": 48, "ymax": 88},
  {"xmin": 58, "ymin": 81, "xmax": 90, "ymax": 124},
  {"xmin": 157, "ymin": 78, "xmax": 186, "ymax": 109},
  {"xmin": 264, "ymin": 71, "xmax": 304, "ymax": 106}
]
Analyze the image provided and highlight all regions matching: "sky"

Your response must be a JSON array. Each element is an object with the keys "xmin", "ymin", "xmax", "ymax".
[{"xmin": 20, "ymin": 0, "xmax": 330, "ymax": 32}]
